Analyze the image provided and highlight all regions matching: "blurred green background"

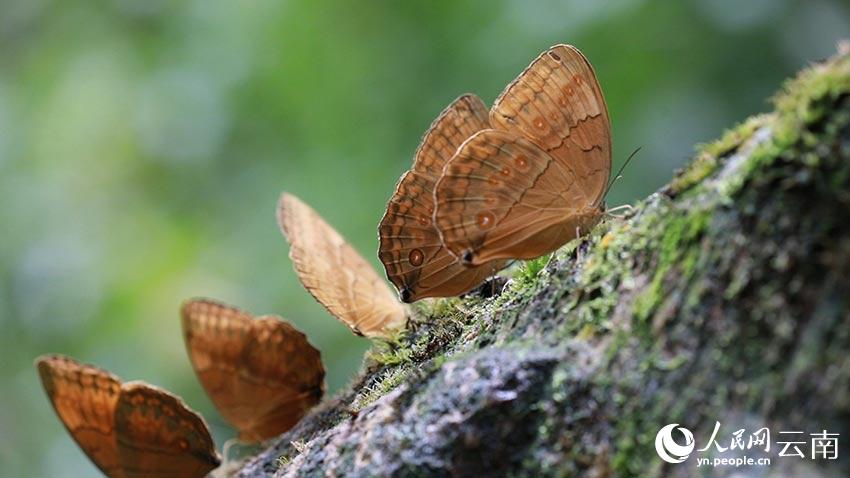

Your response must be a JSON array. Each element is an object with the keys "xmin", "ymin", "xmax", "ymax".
[{"xmin": 0, "ymin": 0, "xmax": 846, "ymax": 475}]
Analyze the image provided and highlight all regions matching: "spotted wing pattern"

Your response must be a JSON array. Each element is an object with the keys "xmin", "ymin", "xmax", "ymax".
[
  {"xmin": 379, "ymin": 95, "xmax": 504, "ymax": 301},
  {"xmin": 434, "ymin": 44, "xmax": 611, "ymax": 265}
]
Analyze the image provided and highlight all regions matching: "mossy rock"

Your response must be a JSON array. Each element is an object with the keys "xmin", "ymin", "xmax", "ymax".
[{"xmin": 237, "ymin": 46, "xmax": 850, "ymax": 478}]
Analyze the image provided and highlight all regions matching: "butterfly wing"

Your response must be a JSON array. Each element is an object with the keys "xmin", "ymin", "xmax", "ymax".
[
  {"xmin": 181, "ymin": 299, "xmax": 258, "ymax": 437},
  {"xmin": 379, "ymin": 95, "xmax": 503, "ymax": 302},
  {"xmin": 277, "ymin": 192, "xmax": 406, "ymax": 337},
  {"xmin": 434, "ymin": 129, "xmax": 601, "ymax": 265},
  {"xmin": 36, "ymin": 354, "xmax": 123, "ymax": 478},
  {"xmin": 239, "ymin": 315, "xmax": 324, "ymax": 441},
  {"xmin": 181, "ymin": 298, "xmax": 324, "ymax": 442},
  {"xmin": 114, "ymin": 382, "xmax": 220, "ymax": 478},
  {"xmin": 490, "ymin": 44, "xmax": 611, "ymax": 205},
  {"xmin": 433, "ymin": 45, "xmax": 610, "ymax": 265}
]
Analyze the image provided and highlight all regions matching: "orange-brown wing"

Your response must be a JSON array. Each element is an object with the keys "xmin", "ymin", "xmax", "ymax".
[
  {"xmin": 411, "ymin": 94, "xmax": 491, "ymax": 180},
  {"xmin": 180, "ymin": 299, "xmax": 255, "ymax": 436},
  {"xmin": 490, "ymin": 44, "xmax": 611, "ymax": 206},
  {"xmin": 277, "ymin": 192, "xmax": 406, "ymax": 337},
  {"xmin": 36, "ymin": 354, "xmax": 123, "ymax": 478},
  {"xmin": 114, "ymin": 382, "xmax": 220, "ymax": 478},
  {"xmin": 379, "ymin": 95, "xmax": 503, "ymax": 302},
  {"xmin": 238, "ymin": 315, "xmax": 324, "ymax": 441},
  {"xmin": 181, "ymin": 298, "xmax": 325, "ymax": 442},
  {"xmin": 433, "ymin": 129, "xmax": 602, "ymax": 266}
]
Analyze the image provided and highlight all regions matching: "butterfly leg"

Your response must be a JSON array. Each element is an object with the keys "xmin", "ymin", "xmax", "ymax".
[
  {"xmin": 605, "ymin": 204, "xmax": 634, "ymax": 219},
  {"xmin": 544, "ymin": 252, "xmax": 557, "ymax": 271},
  {"xmin": 222, "ymin": 438, "xmax": 239, "ymax": 463},
  {"xmin": 490, "ymin": 263, "xmax": 496, "ymax": 297},
  {"xmin": 575, "ymin": 226, "xmax": 584, "ymax": 262}
]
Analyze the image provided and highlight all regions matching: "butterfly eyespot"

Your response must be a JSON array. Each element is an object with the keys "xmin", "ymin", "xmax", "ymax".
[
  {"xmin": 573, "ymin": 75, "xmax": 583, "ymax": 85},
  {"xmin": 462, "ymin": 250, "xmax": 475, "ymax": 264},
  {"xmin": 514, "ymin": 156, "xmax": 528, "ymax": 170},
  {"xmin": 179, "ymin": 439, "xmax": 188, "ymax": 451},
  {"xmin": 408, "ymin": 249, "xmax": 424, "ymax": 266},
  {"xmin": 488, "ymin": 176, "xmax": 501, "ymax": 186},
  {"xmin": 476, "ymin": 212, "xmax": 495, "ymax": 229},
  {"xmin": 417, "ymin": 215, "xmax": 429, "ymax": 226},
  {"xmin": 534, "ymin": 118, "xmax": 546, "ymax": 129},
  {"xmin": 500, "ymin": 166, "xmax": 511, "ymax": 177},
  {"xmin": 399, "ymin": 288, "xmax": 413, "ymax": 303}
]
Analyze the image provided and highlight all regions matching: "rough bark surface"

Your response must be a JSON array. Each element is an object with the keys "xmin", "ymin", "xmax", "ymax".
[{"xmin": 237, "ymin": 47, "xmax": 850, "ymax": 478}]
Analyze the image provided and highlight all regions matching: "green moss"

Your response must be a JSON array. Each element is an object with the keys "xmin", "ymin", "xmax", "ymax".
[
  {"xmin": 670, "ymin": 114, "xmax": 769, "ymax": 195},
  {"xmin": 515, "ymin": 255, "xmax": 550, "ymax": 285},
  {"xmin": 352, "ymin": 366, "xmax": 410, "ymax": 410},
  {"xmin": 632, "ymin": 204, "xmax": 712, "ymax": 322},
  {"xmin": 715, "ymin": 49, "xmax": 850, "ymax": 200},
  {"xmin": 773, "ymin": 49, "xmax": 850, "ymax": 139},
  {"xmin": 365, "ymin": 343, "xmax": 412, "ymax": 366},
  {"xmin": 703, "ymin": 114, "xmax": 768, "ymax": 158}
]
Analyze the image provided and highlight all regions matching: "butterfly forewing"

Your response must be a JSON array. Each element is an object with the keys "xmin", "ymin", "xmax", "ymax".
[
  {"xmin": 433, "ymin": 44, "xmax": 611, "ymax": 265},
  {"xmin": 411, "ymin": 94, "xmax": 491, "ymax": 179},
  {"xmin": 379, "ymin": 95, "xmax": 504, "ymax": 301},
  {"xmin": 490, "ymin": 44, "xmax": 611, "ymax": 204},
  {"xmin": 240, "ymin": 316, "xmax": 325, "ymax": 441},
  {"xmin": 114, "ymin": 382, "xmax": 219, "ymax": 478},
  {"xmin": 181, "ymin": 298, "xmax": 325, "ymax": 442},
  {"xmin": 277, "ymin": 193, "xmax": 406, "ymax": 337},
  {"xmin": 36, "ymin": 354, "xmax": 220, "ymax": 478},
  {"xmin": 36, "ymin": 355, "xmax": 123, "ymax": 477}
]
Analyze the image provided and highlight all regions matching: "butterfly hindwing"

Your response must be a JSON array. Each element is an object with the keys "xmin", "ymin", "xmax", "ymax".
[
  {"xmin": 181, "ymin": 298, "xmax": 325, "ymax": 442},
  {"xmin": 36, "ymin": 354, "xmax": 220, "ymax": 478},
  {"xmin": 36, "ymin": 355, "xmax": 123, "ymax": 477},
  {"xmin": 114, "ymin": 382, "xmax": 219, "ymax": 478}
]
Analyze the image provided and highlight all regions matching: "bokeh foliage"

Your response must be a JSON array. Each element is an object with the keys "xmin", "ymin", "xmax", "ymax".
[{"xmin": 0, "ymin": 0, "xmax": 846, "ymax": 475}]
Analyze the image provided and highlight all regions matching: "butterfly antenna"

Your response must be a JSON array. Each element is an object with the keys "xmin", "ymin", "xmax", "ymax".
[{"xmin": 603, "ymin": 146, "xmax": 641, "ymax": 200}]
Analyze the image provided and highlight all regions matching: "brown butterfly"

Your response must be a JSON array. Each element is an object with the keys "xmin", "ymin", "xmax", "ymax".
[
  {"xmin": 379, "ymin": 95, "xmax": 507, "ymax": 303},
  {"xmin": 277, "ymin": 192, "xmax": 407, "ymax": 338},
  {"xmin": 433, "ymin": 44, "xmax": 611, "ymax": 266},
  {"xmin": 36, "ymin": 354, "xmax": 220, "ymax": 478},
  {"xmin": 181, "ymin": 298, "xmax": 325, "ymax": 443}
]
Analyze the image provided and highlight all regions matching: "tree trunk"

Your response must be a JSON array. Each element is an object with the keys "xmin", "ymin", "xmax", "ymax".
[{"xmin": 237, "ymin": 46, "xmax": 850, "ymax": 478}]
